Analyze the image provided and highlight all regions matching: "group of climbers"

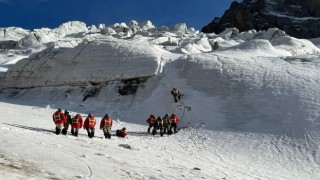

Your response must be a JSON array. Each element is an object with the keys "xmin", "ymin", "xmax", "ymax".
[
  {"xmin": 146, "ymin": 113, "xmax": 180, "ymax": 136},
  {"xmin": 52, "ymin": 87, "xmax": 183, "ymax": 138},
  {"xmin": 145, "ymin": 87, "xmax": 182, "ymax": 136},
  {"xmin": 52, "ymin": 109, "xmax": 127, "ymax": 138}
]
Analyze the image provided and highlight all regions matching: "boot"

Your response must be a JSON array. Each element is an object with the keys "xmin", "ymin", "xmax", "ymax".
[
  {"xmin": 91, "ymin": 132, "xmax": 95, "ymax": 138},
  {"xmin": 104, "ymin": 133, "xmax": 108, "ymax": 139},
  {"xmin": 71, "ymin": 129, "xmax": 74, "ymax": 135},
  {"xmin": 107, "ymin": 133, "xmax": 111, "ymax": 139},
  {"xmin": 62, "ymin": 129, "xmax": 67, "ymax": 135},
  {"xmin": 74, "ymin": 132, "xmax": 78, "ymax": 137},
  {"xmin": 55, "ymin": 127, "xmax": 61, "ymax": 135}
]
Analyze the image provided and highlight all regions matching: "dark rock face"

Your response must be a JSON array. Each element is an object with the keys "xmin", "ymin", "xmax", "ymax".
[
  {"xmin": 0, "ymin": 40, "xmax": 18, "ymax": 49},
  {"xmin": 202, "ymin": 0, "xmax": 320, "ymax": 38}
]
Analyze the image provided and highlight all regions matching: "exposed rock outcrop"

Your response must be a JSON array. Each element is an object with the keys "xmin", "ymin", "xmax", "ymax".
[{"xmin": 202, "ymin": 0, "xmax": 320, "ymax": 38}]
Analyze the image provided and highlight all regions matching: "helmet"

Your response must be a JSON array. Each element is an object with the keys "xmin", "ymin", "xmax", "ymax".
[
  {"xmin": 122, "ymin": 127, "xmax": 126, "ymax": 131},
  {"xmin": 64, "ymin": 110, "xmax": 69, "ymax": 114},
  {"xmin": 173, "ymin": 88, "xmax": 176, "ymax": 90},
  {"xmin": 165, "ymin": 113, "xmax": 169, "ymax": 117},
  {"xmin": 172, "ymin": 114, "xmax": 175, "ymax": 116},
  {"xmin": 158, "ymin": 116, "xmax": 162, "ymax": 120},
  {"xmin": 88, "ymin": 113, "xmax": 92, "ymax": 117},
  {"xmin": 58, "ymin": 108, "xmax": 62, "ymax": 112},
  {"xmin": 104, "ymin": 114, "xmax": 109, "ymax": 118},
  {"xmin": 150, "ymin": 114, "xmax": 155, "ymax": 118}
]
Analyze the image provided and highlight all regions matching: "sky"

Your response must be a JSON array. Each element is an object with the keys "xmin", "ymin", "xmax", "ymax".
[{"xmin": 0, "ymin": 0, "xmax": 239, "ymax": 30}]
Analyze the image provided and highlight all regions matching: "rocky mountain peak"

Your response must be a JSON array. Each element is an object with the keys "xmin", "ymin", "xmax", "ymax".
[{"xmin": 202, "ymin": 0, "xmax": 320, "ymax": 38}]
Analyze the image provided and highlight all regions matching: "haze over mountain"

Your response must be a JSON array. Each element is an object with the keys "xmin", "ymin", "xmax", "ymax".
[{"xmin": 1, "ymin": 18, "xmax": 320, "ymax": 179}]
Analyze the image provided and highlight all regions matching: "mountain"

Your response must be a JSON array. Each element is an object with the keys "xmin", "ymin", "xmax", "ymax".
[
  {"xmin": 201, "ymin": 0, "xmax": 320, "ymax": 39},
  {"xmin": 1, "ymin": 20, "xmax": 320, "ymax": 179}
]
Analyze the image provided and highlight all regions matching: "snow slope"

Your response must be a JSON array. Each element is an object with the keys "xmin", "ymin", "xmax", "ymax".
[{"xmin": 1, "ymin": 21, "xmax": 320, "ymax": 179}]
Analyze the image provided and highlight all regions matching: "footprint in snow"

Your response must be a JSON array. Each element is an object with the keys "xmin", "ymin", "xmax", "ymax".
[
  {"xmin": 94, "ymin": 153, "xmax": 109, "ymax": 157},
  {"xmin": 75, "ymin": 175, "xmax": 84, "ymax": 178}
]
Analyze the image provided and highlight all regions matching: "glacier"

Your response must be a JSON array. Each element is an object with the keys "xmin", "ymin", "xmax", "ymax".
[{"xmin": 0, "ymin": 20, "xmax": 320, "ymax": 179}]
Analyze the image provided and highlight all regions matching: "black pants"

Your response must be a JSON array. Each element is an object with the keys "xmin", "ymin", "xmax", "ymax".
[
  {"xmin": 152, "ymin": 126, "xmax": 163, "ymax": 136},
  {"xmin": 173, "ymin": 95, "xmax": 181, "ymax": 102},
  {"xmin": 86, "ymin": 128, "xmax": 95, "ymax": 138},
  {"xmin": 163, "ymin": 125, "xmax": 169, "ymax": 134},
  {"xmin": 170, "ymin": 123, "xmax": 178, "ymax": 134},
  {"xmin": 55, "ymin": 126, "xmax": 61, "ymax": 135},
  {"xmin": 62, "ymin": 122, "xmax": 71, "ymax": 135}
]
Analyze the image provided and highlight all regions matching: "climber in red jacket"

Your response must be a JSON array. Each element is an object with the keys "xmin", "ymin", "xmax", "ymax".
[
  {"xmin": 100, "ymin": 114, "xmax": 113, "ymax": 139},
  {"xmin": 116, "ymin": 127, "xmax": 128, "ymax": 138},
  {"xmin": 169, "ymin": 114, "xmax": 180, "ymax": 134},
  {"xmin": 70, "ymin": 114, "xmax": 83, "ymax": 137},
  {"xmin": 146, "ymin": 114, "xmax": 157, "ymax": 133},
  {"xmin": 83, "ymin": 113, "xmax": 96, "ymax": 138},
  {"xmin": 52, "ymin": 108, "xmax": 66, "ymax": 135}
]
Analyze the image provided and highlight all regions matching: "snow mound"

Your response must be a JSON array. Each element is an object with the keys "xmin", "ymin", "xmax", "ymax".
[
  {"xmin": 218, "ymin": 28, "xmax": 240, "ymax": 39},
  {"xmin": 179, "ymin": 37, "xmax": 212, "ymax": 54},
  {"xmin": 271, "ymin": 36, "xmax": 320, "ymax": 56},
  {"xmin": 233, "ymin": 39, "xmax": 273, "ymax": 50},
  {"xmin": 150, "ymin": 37, "xmax": 180, "ymax": 46},
  {"xmin": 52, "ymin": 21, "xmax": 88, "ymax": 37},
  {"xmin": 139, "ymin": 20, "xmax": 155, "ymax": 31},
  {"xmin": 17, "ymin": 33, "xmax": 45, "ymax": 49},
  {"xmin": 173, "ymin": 23, "xmax": 188, "ymax": 34},
  {"xmin": 0, "ymin": 36, "xmax": 163, "ymax": 88},
  {"xmin": 0, "ymin": 27, "xmax": 30, "ymax": 41},
  {"xmin": 101, "ymin": 27, "xmax": 117, "ymax": 36},
  {"xmin": 113, "ymin": 22, "xmax": 130, "ymax": 33},
  {"xmin": 224, "ymin": 39, "xmax": 291, "ymax": 56},
  {"xmin": 209, "ymin": 37, "xmax": 241, "ymax": 50},
  {"xmin": 235, "ymin": 28, "xmax": 288, "ymax": 41}
]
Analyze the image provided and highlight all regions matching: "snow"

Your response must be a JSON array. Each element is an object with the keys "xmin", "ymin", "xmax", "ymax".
[
  {"xmin": 0, "ymin": 27, "xmax": 30, "ymax": 41},
  {"xmin": 268, "ymin": 11, "xmax": 320, "ymax": 21},
  {"xmin": 1, "ymin": 20, "xmax": 320, "ymax": 179}
]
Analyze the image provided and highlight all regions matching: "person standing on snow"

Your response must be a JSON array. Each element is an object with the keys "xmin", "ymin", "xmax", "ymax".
[
  {"xmin": 83, "ymin": 113, "xmax": 96, "ymax": 138},
  {"xmin": 52, "ymin": 108, "xmax": 66, "ymax": 135},
  {"xmin": 169, "ymin": 114, "xmax": 180, "ymax": 134},
  {"xmin": 171, "ymin": 88, "xmax": 181, "ymax": 103},
  {"xmin": 70, "ymin": 114, "xmax": 83, "ymax": 137},
  {"xmin": 146, "ymin": 114, "xmax": 157, "ymax": 133},
  {"xmin": 153, "ymin": 116, "xmax": 164, "ymax": 136},
  {"xmin": 100, "ymin": 114, "xmax": 113, "ymax": 139},
  {"xmin": 116, "ymin": 127, "xmax": 128, "ymax": 138},
  {"xmin": 162, "ymin": 114, "xmax": 170, "ymax": 135},
  {"xmin": 62, "ymin": 110, "xmax": 72, "ymax": 135}
]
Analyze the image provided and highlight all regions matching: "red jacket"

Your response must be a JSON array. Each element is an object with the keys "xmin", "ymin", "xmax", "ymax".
[
  {"xmin": 170, "ymin": 115, "xmax": 180, "ymax": 125},
  {"xmin": 117, "ymin": 129, "xmax": 128, "ymax": 137},
  {"xmin": 52, "ymin": 111, "xmax": 66, "ymax": 125},
  {"xmin": 146, "ymin": 115, "xmax": 157, "ymax": 125},
  {"xmin": 71, "ymin": 114, "xmax": 83, "ymax": 128},
  {"xmin": 83, "ymin": 116, "xmax": 96, "ymax": 129},
  {"xmin": 100, "ymin": 117, "xmax": 113, "ymax": 129}
]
